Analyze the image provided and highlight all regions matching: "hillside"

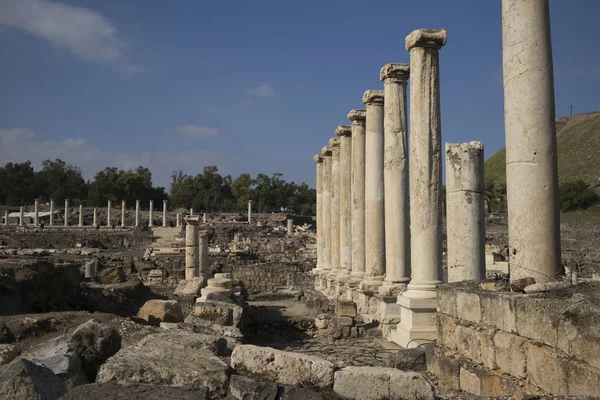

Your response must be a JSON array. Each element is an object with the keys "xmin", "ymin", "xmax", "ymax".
[{"xmin": 484, "ymin": 111, "xmax": 600, "ymax": 185}]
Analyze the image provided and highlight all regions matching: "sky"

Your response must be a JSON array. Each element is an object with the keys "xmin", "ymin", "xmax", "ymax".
[{"xmin": 0, "ymin": 0, "xmax": 599, "ymax": 190}]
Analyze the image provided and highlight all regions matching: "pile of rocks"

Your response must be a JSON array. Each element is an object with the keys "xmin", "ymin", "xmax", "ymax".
[{"xmin": 314, "ymin": 300, "xmax": 366, "ymax": 340}]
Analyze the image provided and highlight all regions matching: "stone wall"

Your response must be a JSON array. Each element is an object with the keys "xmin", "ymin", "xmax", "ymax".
[
  {"xmin": 225, "ymin": 261, "xmax": 314, "ymax": 295},
  {"xmin": 429, "ymin": 282, "xmax": 600, "ymax": 397}
]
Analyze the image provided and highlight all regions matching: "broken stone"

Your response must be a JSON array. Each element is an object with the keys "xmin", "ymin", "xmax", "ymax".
[
  {"xmin": 510, "ymin": 277, "xmax": 536, "ymax": 293},
  {"xmin": 0, "ymin": 358, "xmax": 68, "ymax": 400},
  {"xmin": 335, "ymin": 300, "xmax": 357, "ymax": 318},
  {"xmin": 0, "ymin": 344, "xmax": 19, "ymax": 365},
  {"xmin": 228, "ymin": 374, "xmax": 278, "ymax": 400},
  {"xmin": 523, "ymin": 281, "xmax": 571, "ymax": 294},
  {"xmin": 70, "ymin": 319, "xmax": 122, "ymax": 382},
  {"xmin": 337, "ymin": 316, "xmax": 354, "ymax": 327},
  {"xmin": 137, "ymin": 300, "xmax": 184, "ymax": 325},
  {"xmin": 174, "ymin": 277, "xmax": 206, "ymax": 296},
  {"xmin": 60, "ymin": 382, "xmax": 209, "ymax": 400}
]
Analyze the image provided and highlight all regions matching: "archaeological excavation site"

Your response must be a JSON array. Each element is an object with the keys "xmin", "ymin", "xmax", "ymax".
[{"xmin": 1, "ymin": 0, "xmax": 600, "ymax": 399}]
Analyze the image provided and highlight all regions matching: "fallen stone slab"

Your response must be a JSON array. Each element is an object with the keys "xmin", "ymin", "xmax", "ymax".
[
  {"xmin": 0, "ymin": 358, "xmax": 67, "ymax": 400},
  {"xmin": 277, "ymin": 384, "xmax": 325, "ymax": 400},
  {"xmin": 228, "ymin": 374, "xmax": 278, "ymax": 400},
  {"xmin": 174, "ymin": 277, "xmax": 206, "ymax": 296},
  {"xmin": 231, "ymin": 344, "xmax": 334, "ymax": 389},
  {"xmin": 60, "ymin": 382, "xmax": 208, "ymax": 400},
  {"xmin": 523, "ymin": 281, "xmax": 571, "ymax": 294},
  {"xmin": 510, "ymin": 277, "xmax": 536, "ymax": 293},
  {"xmin": 191, "ymin": 300, "xmax": 243, "ymax": 327},
  {"xmin": 333, "ymin": 366, "xmax": 434, "ymax": 400},
  {"xmin": 137, "ymin": 299, "xmax": 184, "ymax": 325},
  {"xmin": 70, "ymin": 319, "xmax": 121, "ymax": 382}
]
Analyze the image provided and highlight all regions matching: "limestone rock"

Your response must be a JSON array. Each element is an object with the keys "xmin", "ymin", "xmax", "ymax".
[
  {"xmin": 510, "ymin": 277, "xmax": 536, "ymax": 293},
  {"xmin": 60, "ymin": 382, "xmax": 208, "ymax": 400},
  {"xmin": 174, "ymin": 277, "xmax": 206, "ymax": 296},
  {"xmin": 22, "ymin": 337, "xmax": 87, "ymax": 388},
  {"xmin": 0, "ymin": 358, "xmax": 67, "ymax": 400},
  {"xmin": 231, "ymin": 344, "xmax": 334, "ymax": 389},
  {"xmin": 97, "ymin": 331, "xmax": 230, "ymax": 398},
  {"xmin": 336, "ymin": 300, "xmax": 357, "ymax": 318},
  {"xmin": 192, "ymin": 300, "xmax": 243, "ymax": 327},
  {"xmin": 333, "ymin": 366, "xmax": 433, "ymax": 400},
  {"xmin": 228, "ymin": 374, "xmax": 278, "ymax": 400},
  {"xmin": 278, "ymin": 385, "xmax": 324, "ymax": 400},
  {"xmin": 0, "ymin": 344, "xmax": 18, "ymax": 365},
  {"xmin": 70, "ymin": 319, "xmax": 122, "ymax": 381},
  {"xmin": 99, "ymin": 266, "xmax": 126, "ymax": 284},
  {"xmin": 523, "ymin": 281, "xmax": 571, "ymax": 294},
  {"xmin": 137, "ymin": 299, "xmax": 184, "ymax": 325}
]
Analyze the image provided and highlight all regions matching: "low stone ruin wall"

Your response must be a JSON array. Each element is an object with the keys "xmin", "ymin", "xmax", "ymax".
[
  {"xmin": 225, "ymin": 261, "xmax": 315, "ymax": 295},
  {"xmin": 429, "ymin": 282, "xmax": 600, "ymax": 397}
]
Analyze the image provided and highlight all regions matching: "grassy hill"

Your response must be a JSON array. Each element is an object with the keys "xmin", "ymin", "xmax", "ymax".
[{"xmin": 484, "ymin": 111, "xmax": 600, "ymax": 185}]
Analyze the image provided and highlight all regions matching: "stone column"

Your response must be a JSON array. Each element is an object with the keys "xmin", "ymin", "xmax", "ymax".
[
  {"xmin": 321, "ymin": 146, "xmax": 333, "ymax": 272},
  {"xmin": 203, "ymin": 213, "xmax": 207, "ymax": 223},
  {"xmin": 4, "ymin": 209, "xmax": 8, "ymax": 226},
  {"xmin": 19, "ymin": 206, "xmax": 24, "ymax": 226},
  {"xmin": 287, "ymin": 219, "xmax": 294, "ymax": 235},
  {"xmin": 199, "ymin": 231, "xmax": 209, "ymax": 279},
  {"xmin": 247, "ymin": 201, "xmax": 252, "ymax": 224},
  {"xmin": 394, "ymin": 29, "xmax": 447, "ymax": 348},
  {"xmin": 49, "ymin": 200, "xmax": 54, "ymax": 226},
  {"xmin": 176, "ymin": 213, "xmax": 181, "ymax": 227},
  {"xmin": 329, "ymin": 137, "xmax": 341, "ymax": 278},
  {"xmin": 162, "ymin": 200, "xmax": 168, "ymax": 227},
  {"xmin": 313, "ymin": 154, "xmax": 324, "ymax": 273},
  {"xmin": 380, "ymin": 63, "xmax": 411, "ymax": 292},
  {"xmin": 185, "ymin": 216, "xmax": 200, "ymax": 279},
  {"xmin": 336, "ymin": 125, "xmax": 352, "ymax": 279},
  {"xmin": 106, "ymin": 200, "xmax": 112, "ymax": 227},
  {"xmin": 34, "ymin": 199, "xmax": 39, "ymax": 226},
  {"xmin": 149, "ymin": 200, "xmax": 153, "ymax": 227},
  {"xmin": 121, "ymin": 200, "xmax": 126, "ymax": 228},
  {"xmin": 79, "ymin": 205, "xmax": 83, "ymax": 227},
  {"xmin": 446, "ymin": 142, "xmax": 485, "ymax": 282},
  {"xmin": 502, "ymin": 0, "xmax": 561, "ymax": 282},
  {"xmin": 135, "ymin": 200, "xmax": 140, "ymax": 227},
  {"xmin": 64, "ymin": 199, "xmax": 69, "ymax": 227},
  {"xmin": 190, "ymin": 208, "xmax": 194, "ymax": 216},
  {"xmin": 362, "ymin": 90, "xmax": 386, "ymax": 289},
  {"xmin": 93, "ymin": 208, "xmax": 97, "ymax": 226},
  {"xmin": 348, "ymin": 110, "xmax": 367, "ymax": 282}
]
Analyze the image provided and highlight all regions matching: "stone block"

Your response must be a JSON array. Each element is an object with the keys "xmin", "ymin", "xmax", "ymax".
[
  {"xmin": 477, "ymin": 328, "xmax": 496, "ymax": 370},
  {"xmin": 557, "ymin": 304, "xmax": 600, "ymax": 370},
  {"xmin": 228, "ymin": 374, "xmax": 278, "ymax": 400},
  {"xmin": 436, "ymin": 285, "xmax": 457, "ymax": 317},
  {"xmin": 436, "ymin": 313, "xmax": 458, "ymax": 350},
  {"xmin": 136, "ymin": 300, "xmax": 184, "ymax": 326},
  {"xmin": 0, "ymin": 344, "xmax": 19, "ymax": 365},
  {"xmin": 337, "ymin": 316, "xmax": 354, "ymax": 327},
  {"xmin": 459, "ymin": 366, "xmax": 518, "ymax": 397},
  {"xmin": 565, "ymin": 358, "xmax": 600, "ymax": 396},
  {"xmin": 454, "ymin": 324, "xmax": 480, "ymax": 361},
  {"xmin": 191, "ymin": 301, "xmax": 242, "ymax": 327},
  {"xmin": 426, "ymin": 345, "xmax": 460, "ymax": 390},
  {"xmin": 526, "ymin": 342, "xmax": 567, "ymax": 395},
  {"xmin": 174, "ymin": 277, "xmax": 206, "ymax": 296},
  {"xmin": 455, "ymin": 290, "xmax": 481, "ymax": 323},
  {"xmin": 494, "ymin": 331, "xmax": 526, "ymax": 378},
  {"xmin": 0, "ymin": 358, "xmax": 68, "ymax": 399},
  {"xmin": 480, "ymin": 291, "xmax": 517, "ymax": 333},
  {"xmin": 314, "ymin": 316, "xmax": 329, "ymax": 330},
  {"xmin": 515, "ymin": 297, "xmax": 567, "ymax": 347}
]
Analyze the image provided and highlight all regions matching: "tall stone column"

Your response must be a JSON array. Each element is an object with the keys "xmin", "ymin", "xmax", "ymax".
[
  {"xmin": 34, "ymin": 200, "xmax": 39, "ymax": 226},
  {"xmin": 199, "ymin": 231, "xmax": 209, "ymax": 279},
  {"xmin": 394, "ymin": 29, "xmax": 447, "ymax": 348},
  {"xmin": 380, "ymin": 63, "xmax": 411, "ymax": 293},
  {"xmin": 107, "ymin": 200, "xmax": 112, "ymax": 227},
  {"xmin": 19, "ymin": 206, "xmax": 24, "ymax": 226},
  {"xmin": 321, "ymin": 146, "xmax": 333, "ymax": 273},
  {"xmin": 149, "ymin": 200, "xmax": 153, "ymax": 227},
  {"xmin": 203, "ymin": 213, "xmax": 207, "ymax": 223},
  {"xmin": 287, "ymin": 219, "xmax": 293, "ymax": 236},
  {"xmin": 4, "ymin": 209, "xmax": 8, "ymax": 226},
  {"xmin": 446, "ymin": 142, "xmax": 485, "ymax": 282},
  {"xmin": 121, "ymin": 200, "xmax": 126, "ymax": 228},
  {"xmin": 93, "ymin": 208, "xmax": 97, "ymax": 227},
  {"xmin": 313, "ymin": 154, "xmax": 324, "ymax": 273},
  {"xmin": 176, "ymin": 213, "xmax": 181, "ymax": 227},
  {"xmin": 329, "ymin": 137, "xmax": 341, "ymax": 278},
  {"xmin": 64, "ymin": 199, "xmax": 69, "ymax": 227},
  {"xmin": 502, "ymin": 0, "xmax": 561, "ymax": 282},
  {"xmin": 135, "ymin": 200, "xmax": 140, "ymax": 227},
  {"xmin": 79, "ymin": 205, "xmax": 83, "ymax": 227},
  {"xmin": 362, "ymin": 90, "xmax": 386, "ymax": 289},
  {"xmin": 162, "ymin": 200, "xmax": 168, "ymax": 227},
  {"xmin": 247, "ymin": 201, "xmax": 252, "ymax": 224},
  {"xmin": 190, "ymin": 208, "xmax": 194, "ymax": 216},
  {"xmin": 185, "ymin": 216, "xmax": 200, "ymax": 279},
  {"xmin": 49, "ymin": 200, "xmax": 54, "ymax": 226},
  {"xmin": 348, "ymin": 110, "xmax": 367, "ymax": 282},
  {"xmin": 336, "ymin": 125, "xmax": 352, "ymax": 278}
]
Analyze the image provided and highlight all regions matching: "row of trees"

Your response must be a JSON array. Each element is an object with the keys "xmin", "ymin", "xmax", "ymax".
[{"xmin": 0, "ymin": 159, "xmax": 317, "ymax": 215}]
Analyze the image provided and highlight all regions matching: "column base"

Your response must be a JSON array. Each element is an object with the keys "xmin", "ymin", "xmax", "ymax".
[
  {"xmin": 360, "ymin": 276, "xmax": 384, "ymax": 292},
  {"xmin": 377, "ymin": 281, "xmax": 408, "ymax": 297},
  {"xmin": 390, "ymin": 294, "xmax": 438, "ymax": 348}
]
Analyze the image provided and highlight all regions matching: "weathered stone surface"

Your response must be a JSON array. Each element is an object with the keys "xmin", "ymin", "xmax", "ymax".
[
  {"xmin": 494, "ymin": 331, "xmax": 526, "ymax": 378},
  {"xmin": 228, "ymin": 374, "xmax": 278, "ymax": 400},
  {"xmin": 0, "ymin": 358, "xmax": 67, "ymax": 400},
  {"xmin": 526, "ymin": 342, "xmax": 567, "ymax": 395},
  {"xmin": 192, "ymin": 300, "xmax": 243, "ymax": 327},
  {"xmin": 510, "ymin": 277, "xmax": 536, "ymax": 293},
  {"xmin": 523, "ymin": 281, "xmax": 570, "ymax": 294},
  {"xmin": 70, "ymin": 319, "xmax": 122, "ymax": 381},
  {"xmin": 231, "ymin": 345, "xmax": 334, "ymax": 389},
  {"xmin": 60, "ymin": 382, "xmax": 208, "ymax": 400},
  {"xmin": 315, "ymin": 315, "xmax": 329, "ymax": 329},
  {"xmin": 0, "ymin": 344, "xmax": 18, "ymax": 365},
  {"xmin": 174, "ymin": 277, "xmax": 206, "ymax": 296},
  {"xmin": 455, "ymin": 290, "xmax": 482, "ymax": 323},
  {"xmin": 278, "ymin": 385, "xmax": 324, "ymax": 400},
  {"xmin": 99, "ymin": 266, "xmax": 126, "ymax": 284},
  {"xmin": 381, "ymin": 347, "xmax": 426, "ymax": 370},
  {"xmin": 97, "ymin": 331, "xmax": 230, "ymax": 399},
  {"xmin": 337, "ymin": 316, "xmax": 353, "ymax": 327},
  {"xmin": 333, "ymin": 366, "xmax": 433, "ymax": 400},
  {"xmin": 335, "ymin": 300, "xmax": 357, "ymax": 318},
  {"xmin": 23, "ymin": 337, "xmax": 87, "ymax": 388},
  {"xmin": 137, "ymin": 300, "xmax": 184, "ymax": 325}
]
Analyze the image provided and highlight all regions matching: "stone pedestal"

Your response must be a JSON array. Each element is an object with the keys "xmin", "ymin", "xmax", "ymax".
[
  {"xmin": 287, "ymin": 219, "xmax": 293, "ymax": 236},
  {"xmin": 321, "ymin": 146, "xmax": 333, "ymax": 275},
  {"xmin": 390, "ymin": 297, "xmax": 438, "ymax": 348},
  {"xmin": 64, "ymin": 200, "xmax": 69, "ymax": 227},
  {"xmin": 502, "ymin": 0, "xmax": 561, "ymax": 282},
  {"xmin": 79, "ymin": 205, "xmax": 83, "ymax": 227},
  {"xmin": 135, "ymin": 200, "xmax": 140, "ymax": 227},
  {"xmin": 329, "ymin": 137, "xmax": 341, "ymax": 280},
  {"xmin": 106, "ymin": 200, "xmax": 112, "ymax": 227},
  {"xmin": 362, "ymin": 90, "xmax": 385, "ymax": 290},
  {"xmin": 185, "ymin": 216, "xmax": 200, "ymax": 279},
  {"xmin": 446, "ymin": 142, "xmax": 485, "ymax": 282},
  {"xmin": 314, "ymin": 154, "xmax": 324, "ymax": 274},
  {"xmin": 34, "ymin": 200, "xmax": 39, "ymax": 226},
  {"xmin": 380, "ymin": 64, "xmax": 411, "ymax": 293},
  {"xmin": 49, "ymin": 200, "xmax": 54, "ymax": 226},
  {"xmin": 336, "ymin": 125, "xmax": 352, "ymax": 279},
  {"xmin": 348, "ymin": 110, "xmax": 367, "ymax": 283},
  {"xmin": 121, "ymin": 200, "xmax": 126, "ymax": 228},
  {"xmin": 163, "ymin": 200, "xmax": 168, "ymax": 227},
  {"xmin": 198, "ymin": 277, "xmax": 232, "ymax": 302},
  {"xmin": 149, "ymin": 200, "xmax": 153, "ymax": 227}
]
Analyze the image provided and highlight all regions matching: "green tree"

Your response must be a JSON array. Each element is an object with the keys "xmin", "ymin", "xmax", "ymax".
[
  {"xmin": 232, "ymin": 173, "xmax": 255, "ymax": 208},
  {"xmin": 0, "ymin": 161, "xmax": 38, "ymax": 205},
  {"xmin": 559, "ymin": 180, "xmax": 599, "ymax": 212},
  {"xmin": 37, "ymin": 159, "xmax": 87, "ymax": 203}
]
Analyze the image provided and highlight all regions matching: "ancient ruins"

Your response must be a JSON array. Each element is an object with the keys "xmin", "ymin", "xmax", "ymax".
[{"xmin": 0, "ymin": 1, "xmax": 599, "ymax": 399}]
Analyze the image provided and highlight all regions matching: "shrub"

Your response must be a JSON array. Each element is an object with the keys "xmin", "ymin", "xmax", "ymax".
[{"xmin": 559, "ymin": 180, "xmax": 599, "ymax": 212}]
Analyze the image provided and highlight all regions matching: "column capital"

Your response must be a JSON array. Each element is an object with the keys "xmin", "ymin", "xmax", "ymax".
[
  {"xmin": 314, "ymin": 154, "xmax": 323, "ymax": 163},
  {"xmin": 335, "ymin": 125, "xmax": 352, "ymax": 137},
  {"xmin": 321, "ymin": 146, "xmax": 332, "ymax": 157},
  {"xmin": 163, "ymin": 200, "xmax": 168, "ymax": 203},
  {"xmin": 184, "ymin": 215, "xmax": 201, "ymax": 225},
  {"xmin": 380, "ymin": 63, "xmax": 410, "ymax": 83},
  {"xmin": 328, "ymin": 137, "xmax": 341, "ymax": 148},
  {"xmin": 405, "ymin": 29, "xmax": 447, "ymax": 51},
  {"xmin": 347, "ymin": 109, "xmax": 366, "ymax": 124},
  {"xmin": 362, "ymin": 90, "xmax": 384, "ymax": 105}
]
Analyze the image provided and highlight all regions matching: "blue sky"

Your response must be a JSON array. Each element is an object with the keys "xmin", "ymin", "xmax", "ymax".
[{"xmin": 0, "ymin": 0, "xmax": 598, "ymax": 189}]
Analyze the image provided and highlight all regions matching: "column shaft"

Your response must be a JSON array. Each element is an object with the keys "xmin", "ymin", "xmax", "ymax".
[
  {"xmin": 93, "ymin": 208, "xmax": 97, "ymax": 226},
  {"xmin": 336, "ymin": 125, "xmax": 352, "ymax": 277},
  {"xmin": 49, "ymin": 200, "xmax": 54, "ymax": 226},
  {"xmin": 4, "ymin": 210, "xmax": 8, "ymax": 226},
  {"xmin": 321, "ymin": 147, "xmax": 333, "ymax": 271},
  {"xmin": 64, "ymin": 200, "xmax": 69, "ymax": 227},
  {"xmin": 329, "ymin": 138, "xmax": 341, "ymax": 276},
  {"xmin": 79, "ymin": 205, "xmax": 83, "ymax": 227},
  {"xmin": 349, "ymin": 110, "xmax": 367, "ymax": 280},
  {"xmin": 163, "ymin": 200, "xmax": 168, "ymax": 227},
  {"xmin": 247, "ymin": 201, "xmax": 252, "ymax": 224},
  {"xmin": 19, "ymin": 206, "xmax": 24, "ymax": 227},
  {"xmin": 121, "ymin": 200, "xmax": 126, "ymax": 228},
  {"xmin": 149, "ymin": 200, "xmax": 153, "ymax": 227},
  {"xmin": 185, "ymin": 217, "xmax": 200, "ymax": 279},
  {"xmin": 34, "ymin": 200, "xmax": 39, "ymax": 226},
  {"xmin": 314, "ymin": 155, "xmax": 324, "ymax": 271},
  {"xmin": 287, "ymin": 219, "xmax": 293, "ymax": 236},
  {"xmin": 135, "ymin": 200, "xmax": 140, "ymax": 227},
  {"xmin": 107, "ymin": 200, "xmax": 112, "ymax": 227}
]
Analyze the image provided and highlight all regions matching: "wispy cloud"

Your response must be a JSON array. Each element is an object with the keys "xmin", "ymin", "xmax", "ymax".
[
  {"xmin": 177, "ymin": 125, "xmax": 221, "ymax": 138},
  {"xmin": 246, "ymin": 83, "xmax": 276, "ymax": 98},
  {"xmin": 0, "ymin": 0, "xmax": 139, "ymax": 70},
  {"xmin": 0, "ymin": 128, "xmax": 231, "ymax": 187}
]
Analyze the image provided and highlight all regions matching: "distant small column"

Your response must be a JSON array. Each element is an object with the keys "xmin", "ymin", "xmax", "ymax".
[
  {"xmin": 93, "ymin": 208, "xmax": 97, "ymax": 226},
  {"xmin": 176, "ymin": 213, "xmax": 181, "ymax": 227},
  {"xmin": 162, "ymin": 200, "xmax": 168, "ymax": 227},
  {"xmin": 19, "ymin": 206, "xmax": 24, "ymax": 226},
  {"xmin": 446, "ymin": 142, "xmax": 485, "ymax": 282},
  {"xmin": 4, "ymin": 209, "xmax": 8, "ymax": 226},
  {"xmin": 34, "ymin": 199, "xmax": 39, "ymax": 226},
  {"xmin": 106, "ymin": 200, "xmax": 112, "ymax": 227},
  {"xmin": 149, "ymin": 200, "xmax": 153, "ymax": 227},
  {"xmin": 121, "ymin": 200, "xmax": 126, "ymax": 228},
  {"xmin": 287, "ymin": 219, "xmax": 294, "ymax": 236},
  {"xmin": 49, "ymin": 200, "xmax": 54, "ymax": 226},
  {"xmin": 203, "ymin": 213, "xmax": 207, "ymax": 223},
  {"xmin": 135, "ymin": 200, "xmax": 140, "ymax": 227},
  {"xmin": 247, "ymin": 200, "xmax": 252, "ymax": 224},
  {"xmin": 79, "ymin": 205, "xmax": 83, "ymax": 227},
  {"xmin": 64, "ymin": 199, "xmax": 69, "ymax": 227},
  {"xmin": 199, "ymin": 231, "xmax": 209, "ymax": 279},
  {"xmin": 190, "ymin": 208, "xmax": 193, "ymax": 216},
  {"xmin": 185, "ymin": 216, "xmax": 200, "ymax": 279}
]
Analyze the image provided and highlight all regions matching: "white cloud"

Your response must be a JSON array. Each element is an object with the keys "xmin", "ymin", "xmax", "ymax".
[
  {"xmin": 246, "ymin": 83, "xmax": 276, "ymax": 98},
  {"xmin": 0, "ymin": 128, "xmax": 229, "ymax": 188},
  {"xmin": 177, "ymin": 125, "xmax": 221, "ymax": 138},
  {"xmin": 0, "ymin": 0, "xmax": 134, "ymax": 67}
]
